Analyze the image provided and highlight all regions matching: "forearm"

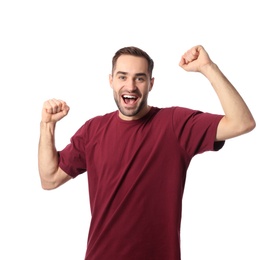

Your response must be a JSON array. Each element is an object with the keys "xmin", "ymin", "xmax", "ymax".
[
  {"xmin": 202, "ymin": 63, "xmax": 255, "ymax": 137},
  {"xmin": 38, "ymin": 121, "xmax": 59, "ymax": 187},
  {"xmin": 179, "ymin": 45, "xmax": 255, "ymax": 140}
]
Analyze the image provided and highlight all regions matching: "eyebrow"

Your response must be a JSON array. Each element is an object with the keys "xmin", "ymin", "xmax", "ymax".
[{"xmin": 115, "ymin": 71, "xmax": 148, "ymax": 77}]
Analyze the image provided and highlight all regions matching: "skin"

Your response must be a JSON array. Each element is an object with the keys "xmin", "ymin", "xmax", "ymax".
[
  {"xmin": 178, "ymin": 46, "xmax": 255, "ymax": 141},
  {"xmin": 38, "ymin": 45, "xmax": 256, "ymax": 190},
  {"xmin": 109, "ymin": 55, "xmax": 154, "ymax": 121}
]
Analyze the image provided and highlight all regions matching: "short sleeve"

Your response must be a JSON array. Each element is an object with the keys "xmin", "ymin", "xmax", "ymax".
[
  {"xmin": 172, "ymin": 107, "xmax": 225, "ymax": 157},
  {"xmin": 58, "ymin": 123, "xmax": 87, "ymax": 178}
]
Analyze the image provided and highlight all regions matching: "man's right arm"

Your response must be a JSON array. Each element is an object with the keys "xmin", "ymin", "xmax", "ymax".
[{"xmin": 38, "ymin": 99, "xmax": 71, "ymax": 190}]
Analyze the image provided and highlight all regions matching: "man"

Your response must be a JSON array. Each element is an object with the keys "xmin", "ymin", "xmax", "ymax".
[{"xmin": 38, "ymin": 45, "xmax": 255, "ymax": 259}]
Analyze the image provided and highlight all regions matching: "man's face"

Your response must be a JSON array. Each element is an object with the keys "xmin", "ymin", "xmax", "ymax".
[{"xmin": 109, "ymin": 55, "xmax": 154, "ymax": 120}]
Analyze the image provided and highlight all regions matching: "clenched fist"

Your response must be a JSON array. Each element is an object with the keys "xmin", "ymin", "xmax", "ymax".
[
  {"xmin": 41, "ymin": 98, "xmax": 70, "ymax": 123},
  {"xmin": 179, "ymin": 45, "xmax": 213, "ymax": 73}
]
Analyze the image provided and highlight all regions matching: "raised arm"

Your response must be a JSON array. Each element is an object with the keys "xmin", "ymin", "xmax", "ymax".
[
  {"xmin": 38, "ymin": 98, "xmax": 72, "ymax": 190},
  {"xmin": 179, "ymin": 45, "xmax": 256, "ymax": 141}
]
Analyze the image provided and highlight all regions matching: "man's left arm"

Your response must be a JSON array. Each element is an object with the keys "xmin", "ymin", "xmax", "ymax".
[{"xmin": 179, "ymin": 45, "xmax": 256, "ymax": 141}]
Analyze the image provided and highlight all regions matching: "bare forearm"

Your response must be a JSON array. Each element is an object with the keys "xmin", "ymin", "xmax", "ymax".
[
  {"xmin": 203, "ymin": 63, "xmax": 248, "ymax": 116},
  {"xmin": 202, "ymin": 63, "xmax": 256, "ymax": 138},
  {"xmin": 38, "ymin": 122, "xmax": 59, "ymax": 186},
  {"xmin": 38, "ymin": 99, "xmax": 71, "ymax": 189},
  {"xmin": 179, "ymin": 45, "xmax": 255, "ymax": 140}
]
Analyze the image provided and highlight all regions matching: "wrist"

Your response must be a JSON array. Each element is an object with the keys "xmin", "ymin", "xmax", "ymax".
[{"xmin": 40, "ymin": 121, "xmax": 56, "ymax": 135}]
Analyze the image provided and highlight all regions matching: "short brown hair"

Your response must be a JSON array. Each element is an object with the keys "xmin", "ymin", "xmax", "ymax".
[{"xmin": 112, "ymin": 46, "xmax": 154, "ymax": 78}]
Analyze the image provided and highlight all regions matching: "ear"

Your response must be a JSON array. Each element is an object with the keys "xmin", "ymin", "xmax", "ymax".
[
  {"xmin": 109, "ymin": 74, "xmax": 113, "ymax": 88},
  {"xmin": 149, "ymin": 77, "xmax": 155, "ymax": 92}
]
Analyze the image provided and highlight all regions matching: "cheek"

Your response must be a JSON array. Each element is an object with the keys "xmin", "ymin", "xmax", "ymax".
[
  {"xmin": 110, "ymin": 83, "xmax": 118, "ymax": 93},
  {"xmin": 111, "ymin": 80, "xmax": 124, "ymax": 91},
  {"xmin": 143, "ymin": 84, "xmax": 152, "ymax": 94},
  {"xmin": 113, "ymin": 88, "xmax": 121, "ymax": 100}
]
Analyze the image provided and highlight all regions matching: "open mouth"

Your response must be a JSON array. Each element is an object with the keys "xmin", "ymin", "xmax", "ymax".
[{"xmin": 122, "ymin": 94, "xmax": 138, "ymax": 105}]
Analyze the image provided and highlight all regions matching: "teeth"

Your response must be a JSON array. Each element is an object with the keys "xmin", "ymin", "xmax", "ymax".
[{"xmin": 123, "ymin": 95, "xmax": 136, "ymax": 99}]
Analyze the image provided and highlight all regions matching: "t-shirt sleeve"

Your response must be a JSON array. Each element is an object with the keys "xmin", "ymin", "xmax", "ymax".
[
  {"xmin": 172, "ymin": 106, "xmax": 225, "ymax": 157},
  {"xmin": 58, "ymin": 123, "xmax": 87, "ymax": 178}
]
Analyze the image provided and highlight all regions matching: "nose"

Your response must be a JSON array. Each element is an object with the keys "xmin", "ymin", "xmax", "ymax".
[{"xmin": 125, "ymin": 78, "xmax": 137, "ymax": 92}]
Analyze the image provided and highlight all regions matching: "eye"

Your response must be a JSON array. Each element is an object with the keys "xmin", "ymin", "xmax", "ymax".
[
  {"xmin": 136, "ymin": 77, "xmax": 145, "ymax": 82},
  {"xmin": 118, "ymin": 75, "xmax": 126, "ymax": 80}
]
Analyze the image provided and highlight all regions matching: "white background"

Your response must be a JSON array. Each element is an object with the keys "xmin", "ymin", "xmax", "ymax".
[{"xmin": 1, "ymin": 0, "xmax": 277, "ymax": 259}]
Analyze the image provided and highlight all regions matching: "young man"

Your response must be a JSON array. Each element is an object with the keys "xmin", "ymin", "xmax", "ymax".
[{"xmin": 38, "ymin": 45, "xmax": 256, "ymax": 259}]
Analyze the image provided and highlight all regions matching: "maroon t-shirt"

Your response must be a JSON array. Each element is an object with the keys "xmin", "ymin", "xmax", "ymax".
[{"xmin": 58, "ymin": 106, "xmax": 224, "ymax": 260}]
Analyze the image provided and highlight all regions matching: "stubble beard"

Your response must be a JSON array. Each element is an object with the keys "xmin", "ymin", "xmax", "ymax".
[{"xmin": 114, "ymin": 94, "xmax": 147, "ymax": 118}]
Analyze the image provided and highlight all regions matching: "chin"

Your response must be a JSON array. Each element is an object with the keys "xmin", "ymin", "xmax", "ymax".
[{"xmin": 120, "ymin": 108, "xmax": 139, "ymax": 117}]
